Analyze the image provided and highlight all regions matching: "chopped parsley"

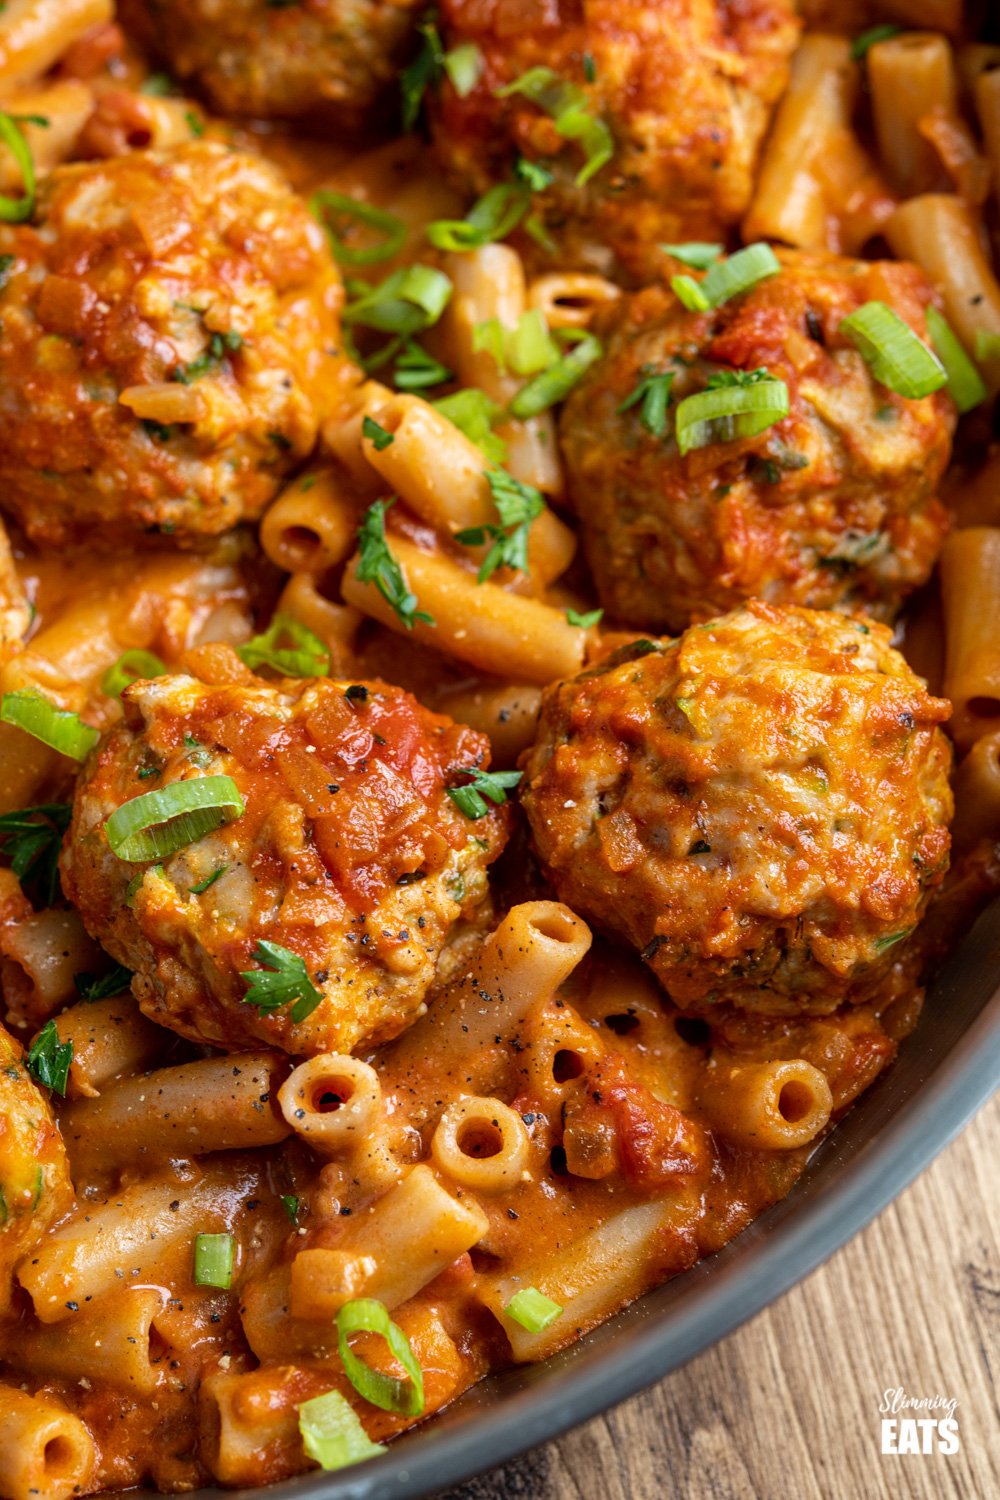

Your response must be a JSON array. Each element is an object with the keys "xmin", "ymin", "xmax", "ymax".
[
  {"xmin": 618, "ymin": 368, "xmax": 675, "ymax": 436},
  {"xmin": 455, "ymin": 469, "xmax": 544, "ymax": 582},
  {"xmin": 362, "ymin": 415, "xmax": 394, "ymax": 451},
  {"xmin": 566, "ymin": 606, "xmax": 603, "ymax": 628},
  {"xmin": 446, "ymin": 767, "xmax": 522, "ymax": 819},
  {"xmin": 75, "ymin": 964, "xmax": 133, "ymax": 1001},
  {"xmin": 0, "ymin": 802, "xmax": 71, "ymax": 906},
  {"xmin": 355, "ymin": 499, "xmax": 435, "ymax": 629},
  {"xmin": 241, "ymin": 940, "xmax": 325, "ymax": 1024},
  {"xmin": 26, "ymin": 1019, "xmax": 73, "ymax": 1096}
]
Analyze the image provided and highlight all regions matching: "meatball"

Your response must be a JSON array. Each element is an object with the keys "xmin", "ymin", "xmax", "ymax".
[
  {"xmin": 520, "ymin": 603, "xmax": 953, "ymax": 1016},
  {"xmin": 560, "ymin": 250, "xmax": 956, "ymax": 633},
  {"xmin": 120, "ymin": 0, "xmax": 423, "ymax": 127},
  {"xmin": 431, "ymin": 0, "xmax": 800, "ymax": 279},
  {"xmin": 0, "ymin": 142, "xmax": 346, "ymax": 548},
  {"xmin": 0, "ymin": 1024, "xmax": 73, "ymax": 1316},
  {"xmin": 61, "ymin": 660, "xmax": 507, "ymax": 1056}
]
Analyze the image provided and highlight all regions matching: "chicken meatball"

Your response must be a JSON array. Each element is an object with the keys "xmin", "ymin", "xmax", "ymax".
[
  {"xmin": 121, "ymin": 0, "xmax": 423, "ymax": 127},
  {"xmin": 0, "ymin": 142, "xmax": 345, "ymax": 548},
  {"xmin": 0, "ymin": 1024, "xmax": 73, "ymax": 1317},
  {"xmin": 520, "ymin": 603, "xmax": 953, "ymax": 1016},
  {"xmin": 560, "ymin": 251, "xmax": 956, "ymax": 633},
  {"xmin": 431, "ymin": 0, "xmax": 800, "ymax": 279},
  {"xmin": 61, "ymin": 659, "xmax": 507, "ymax": 1056}
]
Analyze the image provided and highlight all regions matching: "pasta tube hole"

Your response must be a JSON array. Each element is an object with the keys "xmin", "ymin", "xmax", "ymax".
[
  {"xmin": 777, "ymin": 1080, "xmax": 815, "ymax": 1125},
  {"xmin": 552, "ymin": 1048, "xmax": 584, "ymax": 1083},
  {"xmin": 674, "ymin": 1016, "xmax": 711, "ymax": 1047},
  {"xmin": 43, "ymin": 1436, "xmax": 84, "ymax": 1481},
  {"xmin": 529, "ymin": 906, "xmax": 582, "ymax": 945},
  {"xmin": 456, "ymin": 1120, "xmax": 503, "ymax": 1160},
  {"xmin": 309, "ymin": 1075, "xmax": 355, "ymax": 1113},
  {"xmin": 604, "ymin": 1011, "xmax": 639, "ymax": 1035},
  {"xmin": 967, "ymin": 695, "xmax": 1000, "ymax": 723}
]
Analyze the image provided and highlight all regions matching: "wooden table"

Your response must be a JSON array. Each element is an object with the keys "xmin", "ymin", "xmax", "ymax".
[{"xmin": 442, "ymin": 1092, "xmax": 1000, "ymax": 1500}]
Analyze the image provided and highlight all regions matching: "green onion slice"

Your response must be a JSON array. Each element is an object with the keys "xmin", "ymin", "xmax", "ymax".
[
  {"xmin": 102, "ymin": 650, "xmax": 167, "ymax": 700},
  {"xmin": 237, "ymin": 613, "xmax": 329, "ymax": 678},
  {"xmin": 0, "ymin": 112, "xmax": 36, "ymax": 223},
  {"xmin": 426, "ymin": 182, "xmax": 529, "ymax": 253},
  {"xmin": 193, "ymin": 1232, "xmax": 235, "ymax": 1289},
  {"xmin": 104, "ymin": 775, "xmax": 245, "ymax": 862},
  {"xmin": 497, "ymin": 67, "xmax": 612, "ymax": 185},
  {"xmin": 925, "ymin": 306, "xmax": 987, "ymax": 414},
  {"xmin": 298, "ymin": 1391, "xmax": 386, "ymax": 1471},
  {"xmin": 310, "ymin": 191, "xmax": 406, "ymax": 268},
  {"xmin": 343, "ymin": 265, "xmax": 453, "ymax": 336},
  {"xmin": 674, "ymin": 378, "xmax": 790, "ymax": 456},
  {"xmin": 336, "ymin": 1298, "xmax": 425, "ymax": 1416},
  {"xmin": 1, "ymin": 691, "xmax": 99, "ymax": 761},
  {"xmin": 701, "ymin": 242, "xmax": 781, "ymax": 307},
  {"xmin": 504, "ymin": 1286, "xmax": 563, "ymax": 1333},
  {"xmin": 443, "ymin": 42, "xmax": 484, "ymax": 97},
  {"xmin": 671, "ymin": 274, "xmax": 711, "ymax": 312},
  {"xmin": 433, "ymin": 389, "xmax": 507, "ymax": 463},
  {"xmin": 508, "ymin": 331, "xmax": 601, "ymax": 418},
  {"xmin": 661, "ymin": 242, "xmax": 723, "ymax": 269},
  {"xmin": 974, "ymin": 329, "xmax": 1000, "ymax": 365},
  {"xmin": 839, "ymin": 301, "xmax": 947, "ymax": 399},
  {"xmin": 851, "ymin": 23, "xmax": 903, "ymax": 59}
]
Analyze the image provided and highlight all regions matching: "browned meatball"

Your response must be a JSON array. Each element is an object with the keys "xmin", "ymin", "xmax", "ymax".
[
  {"xmin": 61, "ymin": 656, "xmax": 507, "ymax": 1056},
  {"xmin": 520, "ymin": 604, "xmax": 953, "ymax": 1017},
  {"xmin": 431, "ymin": 0, "xmax": 800, "ymax": 279},
  {"xmin": 121, "ymin": 0, "xmax": 423, "ymax": 128},
  {"xmin": 560, "ymin": 250, "xmax": 956, "ymax": 633},
  {"xmin": 0, "ymin": 142, "xmax": 347, "ymax": 548}
]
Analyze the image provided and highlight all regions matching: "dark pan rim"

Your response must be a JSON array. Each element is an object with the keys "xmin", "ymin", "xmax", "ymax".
[{"xmin": 140, "ymin": 899, "xmax": 1000, "ymax": 1500}]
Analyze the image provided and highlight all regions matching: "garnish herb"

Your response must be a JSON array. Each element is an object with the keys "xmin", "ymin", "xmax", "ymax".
[
  {"xmin": 433, "ymin": 389, "xmax": 507, "ymax": 464},
  {"xmin": 1, "ymin": 691, "xmax": 99, "ymax": 762},
  {"xmin": 0, "ymin": 803, "xmax": 71, "ymax": 906},
  {"xmin": 336, "ymin": 1298, "xmax": 425, "ymax": 1415},
  {"xmin": 504, "ymin": 1286, "xmax": 563, "ymax": 1333},
  {"xmin": 310, "ymin": 191, "xmax": 406, "ymax": 268},
  {"xmin": 400, "ymin": 18, "xmax": 443, "ymax": 131},
  {"xmin": 839, "ymin": 301, "xmax": 946, "ymax": 399},
  {"xmin": 238, "ymin": 614, "xmax": 330, "ymax": 678},
  {"xmin": 566, "ymin": 607, "xmax": 603, "ymax": 628},
  {"xmin": 0, "ymin": 112, "xmax": 35, "ymax": 222},
  {"xmin": 355, "ymin": 499, "xmax": 435, "ymax": 629},
  {"xmin": 443, "ymin": 42, "xmax": 484, "ymax": 97},
  {"xmin": 26, "ymin": 1020, "xmax": 73, "ymax": 1097},
  {"xmin": 497, "ymin": 67, "xmax": 612, "ymax": 185},
  {"xmin": 362, "ymin": 415, "xmax": 394, "ymax": 451},
  {"xmin": 102, "ymin": 650, "xmax": 167, "ymax": 700},
  {"xmin": 104, "ymin": 776, "xmax": 245, "ymax": 862},
  {"xmin": 298, "ymin": 1391, "xmax": 386, "ymax": 1471},
  {"xmin": 617, "ymin": 368, "xmax": 676, "ymax": 436},
  {"xmin": 446, "ymin": 766, "xmax": 522, "ymax": 819},
  {"xmin": 241, "ymin": 939, "xmax": 325, "ymax": 1023},
  {"xmin": 193, "ymin": 1232, "xmax": 235, "ymax": 1289},
  {"xmin": 75, "ymin": 964, "xmax": 133, "ymax": 1001},
  {"xmin": 455, "ymin": 469, "xmax": 544, "ymax": 581}
]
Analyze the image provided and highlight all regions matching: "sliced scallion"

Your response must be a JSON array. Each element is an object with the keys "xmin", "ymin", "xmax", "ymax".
[
  {"xmin": 700, "ymin": 242, "xmax": 781, "ymax": 307},
  {"xmin": 504, "ymin": 1286, "xmax": 563, "ymax": 1333},
  {"xmin": 1, "ymin": 691, "xmax": 99, "ymax": 761},
  {"xmin": 298, "ymin": 1390, "xmax": 386, "ymax": 1471},
  {"xmin": 0, "ymin": 112, "xmax": 36, "ymax": 222},
  {"xmin": 101, "ymin": 650, "xmax": 167, "ymax": 700},
  {"xmin": 433, "ymin": 389, "xmax": 507, "ymax": 463},
  {"xmin": 674, "ymin": 377, "xmax": 789, "ymax": 455},
  {"xmin": 508, "ymin": 331, "xmax": 601, "ymax": 418},
  {"xmin": 839, "ymin": 300, "xmax": 946, "ymax": 399},
  {"xmin": 193, "ymin": 1232, "xmax": 235, "ymax": 1289},
  {"xmin": 426, "ymin": 182, "xmax": 529, "ymax": 253},
  {"xmin": 343, "ymin": 265, "xmax": 452, "ymax": 336},
  {"xmin": 443, "ymin": 41, "xmax": 484, "ymax": 97},
  {"xmin": 310, "ymin": 191, "xmax": 406, "ymax": 268},
  {"xmin": 336, "ymin": 1298, "xmax": 425, "ymax": 1415},
  {"xmin": 661, "ymin": 242, "xmax": 723, "ymax": 269},
  {"xmin": 671, "ymin": 274, "xmax": 711, "ymax": 312},
  {"xmin": 497, "ymin": 67, "xmax": 612, "ymax": 185},
  {"xmin": 104, "ymin": 775, "xmax": 245, "ymax": 862},
  {"xmin": 925, "ymin": 306, "xmax": 987, "ymax": 413},
  {"xmin": 237, "ymin": 614, "xmax": 329, "ymax": 678}
]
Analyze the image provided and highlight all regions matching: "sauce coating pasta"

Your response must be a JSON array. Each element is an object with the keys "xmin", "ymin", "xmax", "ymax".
[{"xmin": 0, "ymin": 4, "xmax": 998, "ymax": 1495}]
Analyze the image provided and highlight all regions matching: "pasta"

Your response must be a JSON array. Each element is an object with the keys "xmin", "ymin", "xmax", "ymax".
[{"xmin": 0, "ymin": 5, "xmax": 997, "ymax": 1495}]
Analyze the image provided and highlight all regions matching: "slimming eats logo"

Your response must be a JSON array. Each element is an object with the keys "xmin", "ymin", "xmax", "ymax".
[{"xmin": 879, "ymin": 1387, "xmax": 960, "ymax": 1454}]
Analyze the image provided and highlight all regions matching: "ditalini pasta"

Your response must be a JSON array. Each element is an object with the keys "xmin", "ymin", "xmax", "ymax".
[{"xmin": 0, "ymin": 4, "xmax": 997, "ymax": 1495}]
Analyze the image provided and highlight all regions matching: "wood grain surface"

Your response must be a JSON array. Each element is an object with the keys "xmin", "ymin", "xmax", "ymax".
[{"xmin": 442, "ymin": 1091, "xmax": 1000, "ymax": 1500}]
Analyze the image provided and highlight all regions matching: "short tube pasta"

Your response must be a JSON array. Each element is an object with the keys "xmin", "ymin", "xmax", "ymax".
[
  {"xmin": 695, "ymin": 1058, "xmax": 834, "ymax": 1150},
  {"xmin": 0, "ymin": 0, "xmax": 111, "ymax": 90},
  {"xmin": 0, "ymin": 80, "xmax": 92, "ymax": 192},
  {"xmin": 53, "ymin": 995, "xmax": 166, "ymax": 1100},
  {"xmin": 1, "ymin": 908, "xmax": 105, "ymax": 1029},
  {"xmin": 277, "ymin": 1054, "xmax": 395, "ymax": 1193},
  {"xmin": 526, "ymin": 274, "xmax": 621, "ymax": 330},
  {"xmin": 0, "ymin": 1386, "xmax": 96, "ymax": 1500},
  {"xmin": 18, "ymin": 1163, "xmax": 260, "ymax": 1322},
  {"xmin": 939, "ymin": 527, "xmax": 1000, "ymax": 751},
  {"xmin": 868, "ymin": 33, "xmax": 958, "ymax": 197},
  {"xmin": 15, "ymin": 1287, "xmax": 169, "ymax": 1394},
  {"xmin": 952, "ymin": 731, "xmax": 1000, "ymax": 847},
  {"xmin": 435, "ymin": 679, "xmax": 541, "ymax": 766},
  {"xmin": 886, "ymin": 196, "xmax": 1000, "ymax": 388},
  {"xmin": 59, "ymin": 1052, "xmax": 293, "ymax": 1179},
  {"xmin": 431, "ymin": 1096, "xmax": 531, "ymax": 1192},
  {"xmin": 260, "ymin": 468, "xmax": 361, "ymax": 576},
  {"xmin": 342, "ymin": 536, "xmax": 586, "ymax": 684}
]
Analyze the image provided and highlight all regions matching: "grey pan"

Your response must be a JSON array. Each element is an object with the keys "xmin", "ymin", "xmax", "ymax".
[{"xmin": 158, "ymin": 895, "xmax": 1000, "ymax": 1500}]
